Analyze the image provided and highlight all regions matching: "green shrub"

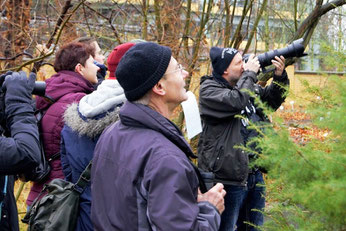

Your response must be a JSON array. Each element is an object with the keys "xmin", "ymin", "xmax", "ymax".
[{"xmin": 251, "ymin": 45, "xmax": 346, "ymax": 230}]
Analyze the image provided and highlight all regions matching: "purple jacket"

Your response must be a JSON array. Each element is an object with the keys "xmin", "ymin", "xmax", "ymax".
[
  {"xmin": 91, "ymin": 102, "xmax": 220, "ymax": 230},
  {"xmin": 27, "ymin": 70, "xmax": 94, "ymax": 205}
]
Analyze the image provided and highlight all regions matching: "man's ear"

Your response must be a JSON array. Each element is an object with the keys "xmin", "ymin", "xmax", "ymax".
[
  {"xmin": 75, "ymin": 63, "xmax": 83, "ymax": 75},
  {"xmin": 152, "ymin": 80, "xmax": 166, "ymax": 96}
]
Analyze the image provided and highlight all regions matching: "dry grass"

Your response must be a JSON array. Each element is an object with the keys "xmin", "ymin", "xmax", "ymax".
[{"xmin": 14, "ymin": 181, "xmax": 31, "ymax": 231}]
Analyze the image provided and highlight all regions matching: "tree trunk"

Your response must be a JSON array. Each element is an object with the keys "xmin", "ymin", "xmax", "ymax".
[
  {"xmin": 154, "ymin": 0, "xmax": 163, "ymax": 42},
  {"xmin": 176, "ymin": 0, "xmax": 213, "ymax": 130},
  {"xmin": 182, "ymin": 0, "xmax": 192, "ymax": 56},
  {"xmin": 142, "ymin": 0, "xmax": 149, "ymax": 40},
  {"xmin": 244, "ymin": 0, "xmax": 267, "ymax": 53}
]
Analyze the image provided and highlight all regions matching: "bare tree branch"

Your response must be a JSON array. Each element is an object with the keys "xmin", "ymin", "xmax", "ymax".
[
  {"xmin": 82, "ymin": 2, "xmax": 122, "ymax": 44},
  {"xmin": 258, "ymin": 0, "xmax": 346, "ymax": 82},
  {"xmin": 244, "ymin": 0, "xmax": 267, "ymax": 53},
  {"xmin": 0, "ymin": 52, "xmax": 33, "ymax": 61},
  {"xmin": 0, "ymin": 0, "xmax": 87, "ymax": 73},
  {"xmin": 46, "ymin": 0, "xmax": 73, "ymax": 49}
]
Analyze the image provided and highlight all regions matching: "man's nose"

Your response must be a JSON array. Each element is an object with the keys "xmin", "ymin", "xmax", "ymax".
[{"xmin": 182, "ymin": 70, "xmax": 189, "ymax": 79}]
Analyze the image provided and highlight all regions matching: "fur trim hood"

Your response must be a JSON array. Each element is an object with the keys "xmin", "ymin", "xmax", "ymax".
[
  {"xmin": 63, "ymin": 79, "xmax": 126, "ymax": 138},
  {"xmin": 63, "ymin": 103, "xmax": 120, "ymax": 138}
]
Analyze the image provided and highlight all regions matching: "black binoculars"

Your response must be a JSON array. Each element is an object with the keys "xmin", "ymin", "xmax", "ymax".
[
  {"xmin": 243, "ymin": 38, "xmax": 307, "ymax": 69},
  {"xmin": 200, "ymin": 171, "xmax": 215, "ymax": 191},
  {"xmin": 0, "ymin": 74, "xmax": 46, "ymax": 96},
  {"xmin": 32, "ymin": 81, "xmax": 46, "ymax": 96}
]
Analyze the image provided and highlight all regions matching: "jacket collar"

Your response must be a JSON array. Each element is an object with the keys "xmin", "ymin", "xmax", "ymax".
[
  {"xmin": 119, "ymin": 102, "xmax": 197, "ymax": 159},
  {"xmin": 201, "ymin": 74, "xmax": 232, "ymax": 89},
  {"xmin": 212, "ymin": 71, "xmax": 232, "ymax": 88}
]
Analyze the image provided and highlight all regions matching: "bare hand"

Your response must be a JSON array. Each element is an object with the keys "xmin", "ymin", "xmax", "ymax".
[
  {"xmin": 243, "ymin": 54, "xmax": 260, "ymax": 73},
  {"xmin": 272, "ymin": 55, "xmax": 285, "ymax": 76},
  {"xmin": 197, "ymin": 183, "xmax": 226, "ymax": 214}
]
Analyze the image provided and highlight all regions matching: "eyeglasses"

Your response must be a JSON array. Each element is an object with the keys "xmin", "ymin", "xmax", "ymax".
[{"xmin": 164, "ymin": 64, "xmax": 185, "ymax": 76}]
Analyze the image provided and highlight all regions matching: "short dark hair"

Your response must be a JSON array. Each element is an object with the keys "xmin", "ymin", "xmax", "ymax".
[
  {"xmin": 54, "ymin": 42, "xmax": 93, "ymax": 72},
  {"xmin": 73, "ymin": 37, "xmax": 96, "ymax": 57}
]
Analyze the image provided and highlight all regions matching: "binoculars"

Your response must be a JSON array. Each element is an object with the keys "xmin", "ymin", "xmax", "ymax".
[
  {"xmin": 0, "ymin": 73, "xmax": 46, "ymax": 96},
  {"xmin": 243, "ymin": 38, "xmax": 307, "ymax": 70},
  {"xmin": 200, "ymin": 171, "xmax": 215, "ymax": 191},
  {"xmin": 32, "ymin": 81, "xmax": 46, "ymax": 96}
]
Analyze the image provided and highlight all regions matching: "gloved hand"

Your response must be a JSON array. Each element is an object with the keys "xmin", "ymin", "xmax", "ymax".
[
  {"xmin": 3, "ymin": 71, "xmax": 36, "ymax": 105},
  {"xmin": 94, "ymin": 60, "xmax": 107, "ymax": 79},
  {"xmin": 3, "ymin": 71, "xmax": 36, "ymax": 125},
  {"xmin": 0, "ymin": 71, "xmax": 13, "ymax": 130},
  {"xmin": 0, "ymin": 71, "xmax": 13, "ymax": 88}
]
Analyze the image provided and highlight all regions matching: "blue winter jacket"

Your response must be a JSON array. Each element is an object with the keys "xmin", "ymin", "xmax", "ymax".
[
  {"xmin": 91, "ymin": 101, "xmax": 221, "ymax": 231},
  {"xmin": 60, "ymin": 79, "xmax": 126, "ymax": 231}
]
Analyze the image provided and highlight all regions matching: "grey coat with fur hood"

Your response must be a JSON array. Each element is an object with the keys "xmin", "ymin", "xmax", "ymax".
[{"xmin": 60, "ymin": 79, "xmax": 126, "ymax": 231}]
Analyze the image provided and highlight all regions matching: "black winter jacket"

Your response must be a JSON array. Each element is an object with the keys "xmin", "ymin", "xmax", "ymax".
[
  {"xmin": 198, "ymin": 70, "xmax": 289, "ymax": 186},
  {"xmin": 0, "ymin": 84, "xmax": 40, "ymax": 230}
]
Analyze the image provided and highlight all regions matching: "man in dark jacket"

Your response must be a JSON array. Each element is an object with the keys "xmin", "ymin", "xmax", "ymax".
[
  {"xmin": 0, "ymin": 71, "xmax": 41, "ymax": 231},
  {"xmin": 91, "ymin": 42, "xmax": 226, "ymax": 230},
  {"xmin": 198, "ymin": 47, "xmax": 289, "ymax": 231}
]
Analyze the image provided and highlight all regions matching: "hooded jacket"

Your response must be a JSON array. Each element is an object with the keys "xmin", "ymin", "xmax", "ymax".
[
  {"xmin": 27, "ymin": 70, "xmax": 94, "ymax": 206},
  {"xmin": 198, "ymin": 70, "xmax": 289, "ymax": 186},
  {"xmin": 91, "ymin": 101, "xmax": 221, "ymax": 231},
  {"xmin": 60, "ymin": 79, "xmax": 126, "ymax": 231},
  {"xmin": 0, "ymin": 74, "xmax": 40, "ymax": 230}
]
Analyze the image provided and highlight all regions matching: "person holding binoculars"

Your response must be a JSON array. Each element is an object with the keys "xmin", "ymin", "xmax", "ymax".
[
  {"xmin": 198, "ymin": 47, "xmax": 289, "ymax": 231},
  {"xmin": 0, "ymin": 71, "xmax": 41, "ymax": 231}
]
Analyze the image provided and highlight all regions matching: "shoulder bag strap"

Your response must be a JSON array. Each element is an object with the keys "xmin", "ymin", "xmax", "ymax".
[{"xmin": 73, "ymin": 160, "xmax": 92, "ymax": 194}]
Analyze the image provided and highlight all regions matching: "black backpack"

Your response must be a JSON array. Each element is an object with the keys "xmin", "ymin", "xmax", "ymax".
[{"xmin": 18, "ymin": 96, "xmax": 60, "ymax": 183}]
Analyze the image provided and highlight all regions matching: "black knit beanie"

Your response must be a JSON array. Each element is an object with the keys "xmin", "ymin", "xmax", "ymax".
[
  {"xmin": 116, "ymin": 42, "xmax": 172, "ymax": 101},
  {"xmin": 210, "ymin": 47, "xmax": 239, "ymax": 75}
]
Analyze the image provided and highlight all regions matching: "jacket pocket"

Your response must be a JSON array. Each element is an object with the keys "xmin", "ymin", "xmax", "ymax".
[
  {"xmin": 214, "ymin": 147, "xmax": 249, "ymax": 183},
  {"xmin": 197, "ymin": 138, "xmax": 219, "ymax": 172}
]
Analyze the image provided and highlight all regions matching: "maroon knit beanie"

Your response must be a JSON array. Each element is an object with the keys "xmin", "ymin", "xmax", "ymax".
[{"xmin": 107, "ymin": 42, "xmax": 135, "ymax": 79}]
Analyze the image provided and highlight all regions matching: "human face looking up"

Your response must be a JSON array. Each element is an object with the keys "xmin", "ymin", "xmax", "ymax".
[
  {"xmin": 222, "ymin": 52, "xmax": 244, "ymax": 87},
  {"xmin": 160, "ymin": 57, "xmax": 189, "ymax": 107},
  {"xmin": 92, "ymin": 41, "xmax": 105, "ymax": 65},
  {"xmin": 78, "ymin": 55, "xmax": 100, "ymax": 84}
]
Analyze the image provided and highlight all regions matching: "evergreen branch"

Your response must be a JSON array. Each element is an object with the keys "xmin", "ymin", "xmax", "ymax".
[{"xmin": 294, "ymin": 149, "xmax": 317, "ymax": 169}]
